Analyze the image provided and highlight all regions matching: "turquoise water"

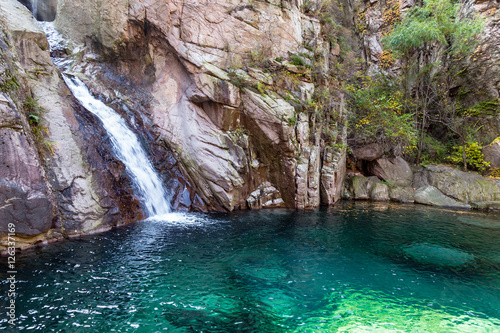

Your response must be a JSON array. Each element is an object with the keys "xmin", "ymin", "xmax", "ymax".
[{"xmin": 1, "ymin": 202, "xmax": 500, "ymax": 332}]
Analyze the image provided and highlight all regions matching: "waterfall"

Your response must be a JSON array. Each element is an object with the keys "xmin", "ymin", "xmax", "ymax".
[
  {"xmin": 63, "ymin": 76, "xmax": 172, "ymax": 216},
  {"xmin": 30, "ymin": 0, "xmax": 39, "ymax": 20},
  {"xmin": 41, "ymin": 22, "xmax": 172, "ymax": 217}
]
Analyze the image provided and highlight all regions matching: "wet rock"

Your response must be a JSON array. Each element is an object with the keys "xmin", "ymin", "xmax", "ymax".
[
  {"xmin": 368, "ymin": 157, "xmax": 413, "ymax": 186},
  {"xmin": 470, "ymin": 201, "xmax": 500, "ymax": 211},
  {"xmin": 414, "ymin": 186, "xmax": 471, "ymax": 209}
]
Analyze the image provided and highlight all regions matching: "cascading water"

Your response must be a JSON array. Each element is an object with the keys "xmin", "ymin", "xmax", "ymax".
[
  {"xmin": 41, "ymin": 22, "xmax": 172, "ymax": 217},
  {"xmin": 63, "ymin": 76, "xmax": 172, "ymax": 216},
  {"xmin": 30, "ymin": 0, "xmax": 39, "ymax": 19}
]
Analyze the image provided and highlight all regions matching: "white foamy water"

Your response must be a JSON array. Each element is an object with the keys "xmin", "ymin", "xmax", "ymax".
[
  {"xmin": 63, "ymin": 76, "xmax": 171, "ymax": 216},
  {"xmin": 146, "ymin": 212, "xmax": 216, "ymax": 227},
  {"xmin": 41, "ymin": 22, "xmax": 172, "ymax": 216}
]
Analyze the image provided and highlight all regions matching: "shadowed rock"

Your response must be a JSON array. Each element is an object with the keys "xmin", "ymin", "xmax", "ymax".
[
  {"xmin": 482, "ymin": 138, "xmax": 500, "ymax": 168},
  {"xmin": 368, "ymin": 157, "xmax": 413, "ymax": 186}
]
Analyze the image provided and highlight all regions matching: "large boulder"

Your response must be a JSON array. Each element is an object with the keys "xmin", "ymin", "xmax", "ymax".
[
  {"xmin": 352, "ymin": 143, "xmax": 384, "ymax": 161},
  {"xmin": 368, "ymin": 156, "xmax": 413, "ymax": 186},
  {"xmin": 345, "ymin": 175, "xmax": 389, "ymax": 201},
  {"xmin": 482, "ymin": 138, "xmax": 500, "ymax": 168},
  {"xmin": 414, "ymin": 186, "xmax": 471, "ymax": 209},
  {"xmin": 389, "ymin": 186, "xmax": 416, "ymax": 203},
  {"xmin": 414, "ymin": 165, "xmax": 500, "ymax": 204}
]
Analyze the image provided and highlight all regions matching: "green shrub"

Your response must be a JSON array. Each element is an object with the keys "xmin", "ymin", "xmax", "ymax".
[
  {"xmin": 0, "ymin": 70, "xmax": 20, "ymax": 93},
  {"xmin": 447, "ymin": 142, "xmax": 490, "ymax": 171},
  {"xmin": 419, "ymin": 134, "xmax": 449, "ymax": 164},
  {"xmin": 346, "ymin": 74, "xmax": 418, "ymax": 156},
  {"xmin": 289, "ymin": 55, "xmax": 305, "ymax": 67}
]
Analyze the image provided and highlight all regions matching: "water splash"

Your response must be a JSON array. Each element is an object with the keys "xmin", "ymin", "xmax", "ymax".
[{"xmin": 41, "ymin": 22, "xmax": 171, "ymax": 216}]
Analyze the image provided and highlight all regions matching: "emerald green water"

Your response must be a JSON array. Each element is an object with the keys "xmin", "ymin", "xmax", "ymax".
[{"xmin": 2, "ymin": 202, "xmax": 500, "ymax": 332}]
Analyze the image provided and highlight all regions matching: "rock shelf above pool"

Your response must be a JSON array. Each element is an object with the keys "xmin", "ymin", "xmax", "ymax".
[{"xmin": 344, "ymin": 161, "xmax": 500, "ymax": 211}]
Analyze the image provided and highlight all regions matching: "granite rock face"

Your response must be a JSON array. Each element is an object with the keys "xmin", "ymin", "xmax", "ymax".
[
  {"xmin": 345, "ymin": 163, "xmax": 500, "ymax": 210},
  {"xmin": 0, "ymin": 94, "xmax": 54, "ymax": 237},
  {"xmin": 53, "ymin": 0, "xmax": 347, "ymax": 211},
  {"xmin": 0, "ymin": 0, "xmax": 146, "ymax": 251}
]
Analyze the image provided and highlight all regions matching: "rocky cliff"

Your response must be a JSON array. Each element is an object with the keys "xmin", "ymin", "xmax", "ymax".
[
  {"xmin": 1, "ymin": 0, "xmax": 498, "ymax": 251},
  {"xmin": 1, "ymin": 0, "xmax": 349, "ymax": 251},
  {"xmin": 0, "ymin": 0, "xmax": 146, "ymax": 251},
  {"xmin": 53, "ymin": 0, "xmax": 348, "ymax": 211}
]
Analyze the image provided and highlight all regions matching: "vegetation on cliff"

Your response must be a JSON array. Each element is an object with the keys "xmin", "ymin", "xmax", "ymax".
[{"xmin": 345, "ymin": 0, "xmax": 498, "ymax": 173}]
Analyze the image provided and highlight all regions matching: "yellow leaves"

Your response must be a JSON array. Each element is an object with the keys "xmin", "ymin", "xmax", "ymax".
[
  {"xmin": 382, "ymin": 0, "xmax": 401, "ymax": 28},
  {"xmin": 355, "ymin": 116, "xmax": 371, "ymax": 129},
  {"xmin": 356, "ymin": 11, "xmax": 367, "ymax": 35}
]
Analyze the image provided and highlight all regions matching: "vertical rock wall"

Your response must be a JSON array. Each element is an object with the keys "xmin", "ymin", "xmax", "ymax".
[{"xmin": 54, "ymin": 0, "xmax": 349, "ymax": 211}]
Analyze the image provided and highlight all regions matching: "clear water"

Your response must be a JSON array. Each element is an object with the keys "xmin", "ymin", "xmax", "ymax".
[{"xmin": 1, "ymin": 202, "xmax": 499, "ymax": 332}]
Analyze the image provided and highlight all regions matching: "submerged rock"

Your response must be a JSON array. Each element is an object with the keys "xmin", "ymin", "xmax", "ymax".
[
  {"xmin": 402, "ymin": 243, "xmax": 475, "ymax": 267},
  {"xmin": 458, "ymin": 215, "xmax": 500, "ymax": 229},
  {"xmin": 470, "ymin": 201, "xmax": 500, "ymax": 211}
]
